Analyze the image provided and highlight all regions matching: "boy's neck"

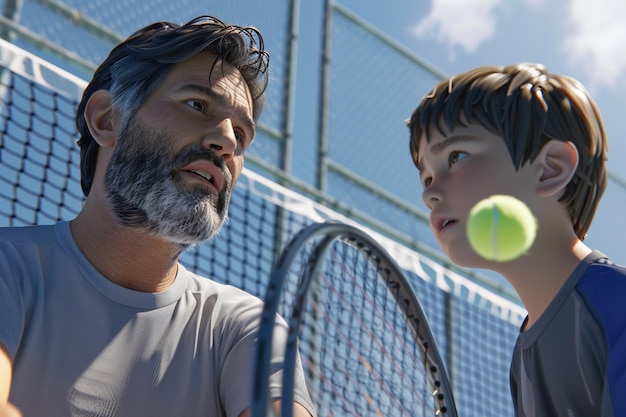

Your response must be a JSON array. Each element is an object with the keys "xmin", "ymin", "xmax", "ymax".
[{"xmin": 504, "ymin": 238, "xmax": 591, "ymax": 330}]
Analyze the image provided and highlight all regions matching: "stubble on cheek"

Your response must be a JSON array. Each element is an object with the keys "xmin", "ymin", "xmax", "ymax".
[{"xmin": 104, "ymin": 118, "xmax": 232, "ymax": 245}]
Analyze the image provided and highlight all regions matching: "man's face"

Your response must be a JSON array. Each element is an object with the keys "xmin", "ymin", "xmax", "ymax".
[
  {"xmin": 416, "ymin": 123, "xmax": 536, "ymax": 267},
  {"xmin": 105, "ymin": 52, "xmax": 255, "ymax": 246}
]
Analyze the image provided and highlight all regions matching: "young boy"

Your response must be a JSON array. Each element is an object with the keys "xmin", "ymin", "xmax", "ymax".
[{"xmin": 408, "ymin": 63, "xmax": 625, "ymax": 416}]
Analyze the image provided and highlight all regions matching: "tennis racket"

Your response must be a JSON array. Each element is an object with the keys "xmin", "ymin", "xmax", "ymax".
[{"xmin": 251, "ymin": 221, "xmax": 458, "ymax": 417}]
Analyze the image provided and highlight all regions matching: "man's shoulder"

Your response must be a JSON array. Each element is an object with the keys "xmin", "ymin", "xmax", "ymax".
[
  {"xmin": 0, "ymin": 222, "xmax": 59, "ymax": 245},
  {"xmin": 0, "ymin": 223, "xmax": 71, "ymax": 280},
  {"xmin": 0, "ymin": 224, "xmax": 63, "ymax": 263}
]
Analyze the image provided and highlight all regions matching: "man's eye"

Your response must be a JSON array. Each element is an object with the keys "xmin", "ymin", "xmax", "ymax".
[
  {"xmin": 448, "ymin": 151, "xmax": 468, "ymax": 167},
  {"xmin": 421, "ymin": 176, "xmax": 432, "ymax": 188},
  {"xmin": 187, "ymin": 100, "xmax": 204, "ymax": 111},
  {"xmin": 234, "ymin": 129, "xmax": 246, "ymax": 146}
]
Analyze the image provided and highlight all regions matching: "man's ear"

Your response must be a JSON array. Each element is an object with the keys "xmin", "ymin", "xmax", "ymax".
[
  {"xmin": 84, "ymin": 90, "xmax": 116, "ymax": 148},
  {"xmin": 534, "ymin": 140, "xmax": 579, "ymax": 197}
]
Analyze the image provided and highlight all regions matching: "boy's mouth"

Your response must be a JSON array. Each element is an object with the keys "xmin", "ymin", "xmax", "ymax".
[
  {"xmin": 430, "ymin": 215, "xmax": 458, "ymax": 232},
  {"xmin": 441, "ymin": 219, "xmax": 456, "ymax": 229}
]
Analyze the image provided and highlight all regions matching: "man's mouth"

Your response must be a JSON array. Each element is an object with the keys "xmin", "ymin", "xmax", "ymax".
[
  {"xmin": 178, "ymin": 160, "xmax": 225, "ymax": 192},
  {"xmin": 188, "ymin": 169, "xmax": 214, "ymax": 185}
]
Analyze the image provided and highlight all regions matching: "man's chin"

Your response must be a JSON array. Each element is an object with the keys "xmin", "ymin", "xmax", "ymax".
[
  {"xmin": 156, "ymin": 213, "xmax": 227, "ymax": 248},
  {"xmin": 156, "ymin": 231, "xmax": 214, "ymax": 250}
]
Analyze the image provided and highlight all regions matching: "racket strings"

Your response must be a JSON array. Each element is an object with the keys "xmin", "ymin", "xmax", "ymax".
[
  {"xmin": 350, "ymin": 239, "xmax": 452, "ymax": 415},
  {"xmin": 340, "ymin": 242, "xmax": 449, "ymax": 415},
  {"xmin": 284, "ymin": 238, "xmax": 444, "ymax": 416},
  {"xmin": 289, "ymin": 243, "xmax": 392, "ymax": 416},
  {"xmin": 308, "ymin": 285, "xmax": 409, "ymax": 415}
]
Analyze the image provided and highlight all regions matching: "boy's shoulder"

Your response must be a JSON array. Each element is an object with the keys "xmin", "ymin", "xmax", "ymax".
[
  {"xmin": 576, "ymin": 255, "xmax": 626, "ymax": 326},
  {"xmin": 579, "ymin": 256, "xmax": 626, "ymax": 286}
]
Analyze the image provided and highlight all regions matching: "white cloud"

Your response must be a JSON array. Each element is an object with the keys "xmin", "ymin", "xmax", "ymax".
[
  {"xmin": 563, "ymin": 0, "xmax": 626, "ymax": 90},
  {"xmin": 523, "ymin": 0, "xmax": 544, "ymax": 8},
  {"xmin": 413, "ymin": 0, "xmax": 501, "ymax": 52},
  {"xmin": 411, "ymin": 0, "xmax": 501, "ymax": 53},
  {"xmin": 411, "ymin": 0, "xmax": 544, "ymax": 54},
  {"xmin": 410, "ymin": 0, "xmax": 626, "ymax": 90}
]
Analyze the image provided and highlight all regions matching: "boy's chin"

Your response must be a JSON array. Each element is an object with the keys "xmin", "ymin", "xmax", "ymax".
[{"xmin": 445, "ymin": 246, "xmax": 490, "ymax": 269}]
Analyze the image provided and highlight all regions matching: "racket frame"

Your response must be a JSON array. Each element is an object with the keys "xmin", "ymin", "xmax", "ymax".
[{"xmin": 251, "ymin": 221, "xmax": 458, "ymax": 417}]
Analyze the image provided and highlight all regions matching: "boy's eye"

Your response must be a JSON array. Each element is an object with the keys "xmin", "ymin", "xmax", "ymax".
[{"xmin": 448, "ymin": 150, "xmax": 468, "ymax": 167}]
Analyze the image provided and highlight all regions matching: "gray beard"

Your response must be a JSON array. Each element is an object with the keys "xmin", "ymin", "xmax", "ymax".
[{"xmin": 104, "ymin": 117, "xmax": 232, "ymax": 248}]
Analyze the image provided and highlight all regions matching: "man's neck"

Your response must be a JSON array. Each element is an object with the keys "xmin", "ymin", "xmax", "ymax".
[{"xmin": 70, "ymin": 201, "xmax": 181, "ymax": 293}]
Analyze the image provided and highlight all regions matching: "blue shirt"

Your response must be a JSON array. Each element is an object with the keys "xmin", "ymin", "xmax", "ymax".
[{"xmin": 510, "ymin": 251, "xmax": 626, "ymax": 417}]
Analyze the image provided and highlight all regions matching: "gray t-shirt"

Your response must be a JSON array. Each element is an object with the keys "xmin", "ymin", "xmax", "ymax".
[
  {"xmin": 510, "ymin": 251, "xmax": 626, "ymax": 417},
  {"xmin": 0, "ymin": 222, "xmax": 315, "ymax": 416}
]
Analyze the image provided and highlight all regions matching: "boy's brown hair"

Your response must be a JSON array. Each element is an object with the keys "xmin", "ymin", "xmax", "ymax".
[{"xmin": 408, "ymin": 63, "xmax": 608, "ymax": 239}]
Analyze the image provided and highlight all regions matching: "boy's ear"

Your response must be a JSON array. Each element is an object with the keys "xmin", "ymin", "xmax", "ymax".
[
  {"xmin": 534, "ymin": 140, "xmax": 579, "ymax": 197},
  {"xmin": 84, "ymin": 90, "xmax": 116, "ymax": 148}
]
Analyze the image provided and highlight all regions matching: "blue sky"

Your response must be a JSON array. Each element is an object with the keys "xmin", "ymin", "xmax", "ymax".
[
  {"xmin": 341, "ymin": 0, "xmax": 626, "ymax": 179},
  {"xmin": 336, "ymin": 0, "xmax": 626, "ymax": 263}
]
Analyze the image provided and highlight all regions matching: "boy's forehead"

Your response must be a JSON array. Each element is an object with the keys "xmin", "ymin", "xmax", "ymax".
[
  {"xmin": 417, "ymin": 124, "xmax": 496, "ymax": 169},
  {"xmin": 416, "ymin": 124, "xmax": 455, "ymax": 159}
]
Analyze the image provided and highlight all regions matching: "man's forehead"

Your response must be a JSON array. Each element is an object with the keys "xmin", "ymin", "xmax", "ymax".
[
  {"xmin": 169, "ymin": 52, "xmax": 253, "ymax": 111},
  {"xmin": 170, "ymin": 53, "xmax": 243, "ymax": 85}
]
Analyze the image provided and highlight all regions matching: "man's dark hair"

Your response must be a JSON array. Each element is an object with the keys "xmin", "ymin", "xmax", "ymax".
[{"xmin": 76, "ymin": 15, "xmax": 269, "ymax": 196}]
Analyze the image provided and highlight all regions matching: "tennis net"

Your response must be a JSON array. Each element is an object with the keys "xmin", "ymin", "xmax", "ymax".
[{"xmin": 0, "ymin": 38, "xmax": 524, "ymax": 417}]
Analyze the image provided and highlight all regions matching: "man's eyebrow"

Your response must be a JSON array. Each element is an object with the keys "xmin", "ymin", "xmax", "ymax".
[{"xmin": 177, "ymin": 83, "xmax": 256, "ymax": 133}]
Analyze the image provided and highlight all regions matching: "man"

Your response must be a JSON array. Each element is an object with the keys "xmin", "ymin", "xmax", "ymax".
[{"xmin": 0, "ymin": 16, "xmax": 315, "ymax": 417}]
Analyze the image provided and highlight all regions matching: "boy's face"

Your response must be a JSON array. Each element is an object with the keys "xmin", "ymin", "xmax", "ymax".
[{"xmin": 416, "ymin": 123, "xmax": 537, "ymax": 267}]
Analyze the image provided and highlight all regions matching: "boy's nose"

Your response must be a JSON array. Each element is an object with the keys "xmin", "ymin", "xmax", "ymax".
[{"xmin": 422, "ymin": 185, "xmax": 443, "ymax": 210}]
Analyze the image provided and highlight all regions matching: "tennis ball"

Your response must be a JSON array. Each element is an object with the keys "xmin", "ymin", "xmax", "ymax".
[{"xmin": 466, "ymin": 195, "xmax": 537, "ymax": 262}]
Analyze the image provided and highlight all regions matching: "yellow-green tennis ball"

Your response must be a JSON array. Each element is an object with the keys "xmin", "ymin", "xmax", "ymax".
[{"xmin": 466, "ymin": 195, "xmax": 537, "ymax": 262}]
